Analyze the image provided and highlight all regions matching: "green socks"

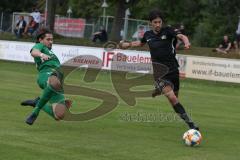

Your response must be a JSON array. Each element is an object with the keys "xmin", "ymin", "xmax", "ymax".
[
  {"xmin": 41, "ymin": 103, "xmax": 55, "ymax": 118},
  {"xmin": 32, "ymin": 85, "xmax": 54, "ymax": 116}
]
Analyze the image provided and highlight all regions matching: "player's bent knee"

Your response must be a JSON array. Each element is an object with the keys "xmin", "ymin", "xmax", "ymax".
[
  {"xmin": 162, "ymin": 85, "xmax": 173, "ymax": 96},
  {"xmin": 52, "ymin": 103, "xmax": 66, "ymax": 120},
  {"xmin": 168, "ymin": 95, "xmax": 178, "ymax": 105},
  {"xmin": 163, "ymin": 87, "xmax": 178, "ymax": 105},
  {"xmin": 48, "ymin": 75, "xmax": 62, "ymax": 91}
]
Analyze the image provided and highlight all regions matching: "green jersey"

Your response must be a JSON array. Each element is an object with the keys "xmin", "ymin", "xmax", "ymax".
[{"xmin": 31, "ymin": 43, "xmax": 61, "ymax": 71}]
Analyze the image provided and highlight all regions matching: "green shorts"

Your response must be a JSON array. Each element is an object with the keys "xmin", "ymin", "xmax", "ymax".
[
  {"xmin": 37, "ymin": 68, "xmax": 64, "ymax": 89},
  {"xmin": 37, "ymin": 69, "xmax": 65, "ymax": 104}
]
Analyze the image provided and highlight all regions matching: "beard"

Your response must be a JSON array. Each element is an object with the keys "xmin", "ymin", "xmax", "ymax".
[{"xmin": 155, "ymin": 26, "xmax": 161, "ymax": 32}]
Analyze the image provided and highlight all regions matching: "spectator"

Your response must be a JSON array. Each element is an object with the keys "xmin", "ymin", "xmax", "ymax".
[
  {"xmin": 233, "ymin": 16, "xmax": 240, "ymax": 50},
  {"xmin": 14, "ymin": 16, "xmax": 26, "ymax": 39},
  {"xmin": 23, "ymin": 16, "xmax": 37, "ymax": 36},
  {"xmin": 30, "ymin": 7, "xmax": 41, "ymax": 29},
  {"xmin": 92, "ymin": 26, "xmax": 108, "ymax": 43},
  {"xmin": 214, "ymin": 35, "xmax": 232, "ymax": 54}
]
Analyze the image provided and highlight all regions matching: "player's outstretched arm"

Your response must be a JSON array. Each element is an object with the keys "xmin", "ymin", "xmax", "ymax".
[
  {"xmin": 31, "ymin": 49, "xmax": 50, "ymax": 60},
  {"xmin": 176, "ymin": 34, "xmax": 190, "ymax": 49},
  {"xmin": 119, "ymin": 40, "xmax": 144, "ymax": 49}
]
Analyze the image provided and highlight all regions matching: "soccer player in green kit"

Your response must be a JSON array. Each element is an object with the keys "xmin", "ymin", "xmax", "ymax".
[{"xmin": 24, "ymin": 28, "xmax": 69, "ymax": 125}]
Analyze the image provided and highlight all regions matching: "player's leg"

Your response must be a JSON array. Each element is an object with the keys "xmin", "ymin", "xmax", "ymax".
[
  {"xmin": 39, "ymin": 91, "xmax": 70, "ymax": 121},
  {"xmin": 21, "ymin": 97, "xmax": 72, "ymax": 109},
  {"xmin": 21, "ymin": 97, "xmax": 40, "ymax": 107},
  {"xmin": 47, "ymin": 91, "xmax": 66, "ymax": 120},
  {"xmin": 21, "ymin": 96, "xmax": 72, "ymax": 111},
  {"xmin": 161, "ymin": 80, "xmax": 199, "ymax": 130},
  {"xmin": 151, "ymin": 62, "xmax": 169, "ymax": 97},
  {"xmin": 174, "ymin": 91, "xmax": 179, "ymax": 98},
  {"xmin": 26, "ymin": 82, "xmax": 73, "ymax": 125},
  {"xmin": 26, "ymin": 93, "xmax": 65, "ymax": 124},
  {"xmin": 34, "ymin": 75, "xmax": 61, "ymax": 110},
  {"xmin": 43, "ymin": 92, "xmax": 72, "ymax": 120},
  {"xmin": 26, "ymin": 103, "xmax": 67, "ymax": 124},
  {"xmin": 26, "ymin": 71, "xmax": 63, "ymax": 125},
  {"xmin": 25, "ymin": 99, "xmax": 71, "ymax": 123},
  {"xmin": 52, "ymin": 103, "xmax": 66, "ymax": 120},
  {"xmin": 216, "ymin": 48, "xmax": 227, "ymax": 54}
]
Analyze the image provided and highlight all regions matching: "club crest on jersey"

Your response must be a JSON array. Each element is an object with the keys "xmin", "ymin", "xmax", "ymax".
[
  {"xmin": 147, "ymin": 39, "xmax": 151, "ymax": 42},
  {"xmin": 161, "ymin": 35, "xmax": 167, "ymax": 39}
]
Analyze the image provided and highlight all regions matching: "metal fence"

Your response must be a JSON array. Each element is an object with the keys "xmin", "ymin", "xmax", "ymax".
[
  {"xmin": 1, "ymin": 12, "xmax": 149, "ymax": 41},
  {"xmin": 97, "ymin": 16, "xmax": 149, "ymax": 40},
  {"xmin": 0, "ymin": 12, "xmax": 13, "ymax": 32}
]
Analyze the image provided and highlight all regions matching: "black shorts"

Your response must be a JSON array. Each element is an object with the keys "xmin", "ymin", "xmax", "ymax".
[
  {"xmin": 161, "ymin": 71, "xmax": 180, "ymax": 92},
  {"xmin": 153, "ymin": 63, "xmax": 180, "ymax": 92}
]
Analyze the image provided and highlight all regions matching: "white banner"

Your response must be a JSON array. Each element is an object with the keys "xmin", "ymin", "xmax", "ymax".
[
  {"xmin": 185, "ymin": 56, "xmax": 240, "ymax": 83},
  {"xmin": 0, "ymin": 40, "xmax": 34, "ymax": 62},
  {"xmin": 0, "ymin": 40, "xmax": 240, "ymax": 83}
]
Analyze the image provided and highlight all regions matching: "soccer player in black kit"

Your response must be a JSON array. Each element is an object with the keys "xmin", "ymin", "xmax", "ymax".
[{"xmin": 120, "ymin": 9, "xmax": 199, "ymax": 130}]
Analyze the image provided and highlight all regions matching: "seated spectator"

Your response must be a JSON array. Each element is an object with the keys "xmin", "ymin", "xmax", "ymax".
[
  {"xmin": 23, "ymin": 16, "xmax": 37, "ymax": 36},
  {"xmin": 30, "ymin": 7, "xmax": 41, "ymax": 30},
  {"xmin": 214, "ymin": 35, "xmax": 232, "ymax": 54},
  {"xmin": 92, "ymin": 26, "xmax": 108, "ymax": 43},
  {"xmin": 14, "ymin": 16, "xmax": 26, "ymax": 39}
]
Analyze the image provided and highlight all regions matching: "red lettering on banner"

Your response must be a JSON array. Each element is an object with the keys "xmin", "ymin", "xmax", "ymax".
[
  {"xmin": 102, "ymin": 52, "xmax": 106, "ymax": 66},
  {"xmin": 54, "ymin": 18, "xmax": 86, "ymax": 38},
  {"xmin": 106, "ymin": 52, "xmax": 114, "ymax": 67},
  {"xmin": 132, "ymin": 56, "xmax": 137, "ymax": 62},
  {"xmin": 73, "ymin": 57, "xmax": 99, "ymax": 65}
]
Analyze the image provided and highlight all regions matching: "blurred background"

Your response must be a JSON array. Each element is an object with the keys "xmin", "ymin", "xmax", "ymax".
[{"xmin": 0, "ymin": 0, "xmax": 240, "ymax": 47}]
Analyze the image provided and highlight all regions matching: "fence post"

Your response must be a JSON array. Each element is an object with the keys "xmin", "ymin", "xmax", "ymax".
[
  {"xmin": 123, "ymin": 8, "xmax": 130, "ymax": 40},
  {"xmin": 0, "ymin": 12, "xmax": 3, "ymax": 31}
]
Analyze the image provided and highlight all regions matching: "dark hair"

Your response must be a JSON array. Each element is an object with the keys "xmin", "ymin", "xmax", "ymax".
[
  {"xmin": 149, "ymin": 9, "xmax": 164, "ymax": 22},
  {"xmin": 36, "ymin": 28, "xmax": 52, "ymax": 43}
]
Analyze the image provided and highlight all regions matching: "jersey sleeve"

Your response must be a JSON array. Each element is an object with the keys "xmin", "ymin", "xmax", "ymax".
[
  {"xmin": 31, "ymin": 43, "xmax": 44, "ymax": 53},
  {"xmin": 167, "ymin": 27, "xmax": 178, "ymax": 38}
]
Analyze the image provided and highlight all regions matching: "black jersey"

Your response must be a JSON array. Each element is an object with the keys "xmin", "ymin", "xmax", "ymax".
[
  {"xmin": 220, "ymin": 40, "xmax": 231, "ymax": 49},
  {"xmin": 141, "ymin": 26, "xmax": 179, "ymax": 72}
]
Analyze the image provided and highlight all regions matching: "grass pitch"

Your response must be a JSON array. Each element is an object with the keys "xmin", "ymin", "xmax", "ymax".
[{"xmin": 0, "ymin": 60, "xmax": 240, "ymax": 160}]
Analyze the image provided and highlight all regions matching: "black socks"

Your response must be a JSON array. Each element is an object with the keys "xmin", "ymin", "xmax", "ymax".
[{"xmin": 173, "ymin": 103, "xmax": 199, "ymax": 130}]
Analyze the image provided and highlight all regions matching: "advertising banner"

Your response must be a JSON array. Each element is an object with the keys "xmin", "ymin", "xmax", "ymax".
[
  {"xmin": 54, "ymin": 18, "xmax": 86, "ymax": 38},
  {"xmin": 186, "ymin": 56, "xmax": 240, "ymax": 83},
  {"xmin": 1, "ymin": 40, "xmax": 240, "ymax": 83}
]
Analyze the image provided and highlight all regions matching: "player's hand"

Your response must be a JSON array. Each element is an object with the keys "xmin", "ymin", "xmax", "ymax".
[
  {"xmin": 184, "ymin": 43, "xmax": 190, "ymax": 50},
  {"xmin": 40, "ymin": 53, "xmax": 50, "ymax": 61},
  {"xmin": 119, "ymin": 40, "xmax": 131, "ymax": 49}
]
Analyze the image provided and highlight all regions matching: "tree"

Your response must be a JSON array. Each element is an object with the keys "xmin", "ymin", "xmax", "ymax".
[
  {"xmin": 68, "ymin": 0, "xmax": 102, "ymax": 19},
  {"xmin": 46, "ymin": 0, "xmax": 57, "ymax": 31},
  {"xmin": 109, "ymin": 0, "xmax": 126, "ymax": 41},
  {"xmin": 193, "ymin": 0, "xmax": 240, "ymax": 47},
  {"xmin": 132, "ymin": 0, "xmax": 202, "ymax": 36},
  {"xmin": 0, "ymin": 0, "xmax": 36, "ymax": 12},
  {"xmin": 45, "ymin": 0, "xmax": 70, "ymax": 32},
  {"xmin": 109, "ymin": 0, "xmax": 140, "ymax": 41}
]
